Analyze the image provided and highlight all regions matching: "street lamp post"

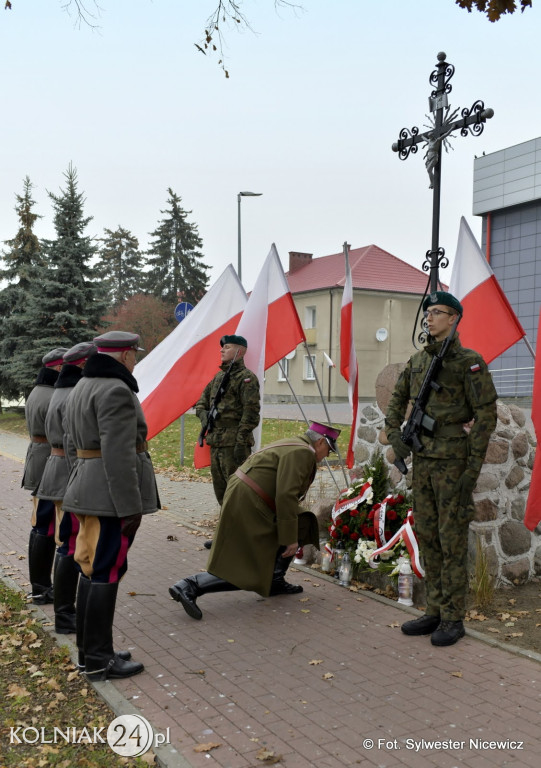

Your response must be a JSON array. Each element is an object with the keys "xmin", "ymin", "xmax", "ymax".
[{"xmin": 237, "ymin": 191, "xmax": 262, "ymax": 283}]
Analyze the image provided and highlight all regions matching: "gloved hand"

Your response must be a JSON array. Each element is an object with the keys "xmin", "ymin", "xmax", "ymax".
[
  {"xmin": 199, "ymin": 412, "xmax": 208, "ymax": 431},
  {"xmin": 389, "ymin": 432, "xmax": 411, "ymax": 461},
  {"xmin": 455, "ymin": 468, "xmax": 479, "ymax": 507},
  {"xmin": 233, "ymin": 444, "xmax": 248, "ymax": 466},
  {"xmin": 121, "ymin": 513, "xmax": 143, "ymax": 539}
]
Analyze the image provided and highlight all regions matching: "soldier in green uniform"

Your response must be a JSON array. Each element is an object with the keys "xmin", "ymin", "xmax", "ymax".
[
  {"xmin": 196, "ymin": 334, "xmax": 260, "ymax": 505},
  {"xmin": 385, "ymin": 291, "xmax": 497, "ymax": 647},
  {"xmin": 169, "ymin": 422, "xmax": 340, "ymax": 620}
]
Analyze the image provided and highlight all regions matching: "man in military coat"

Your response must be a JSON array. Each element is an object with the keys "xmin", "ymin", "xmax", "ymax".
[
  {"xmin": 23, "ymin": 347, "xmax": 68, "ymax": 604},
  {"xmin": 169, "ymin": 422, "xmax": 340, "ymax": 620},
  {"xmin": 385, "ymin": 291, "xmax": 497, "ymax": 647},
  {"xmin": 196, "ymin": 334, "xmax": 260, "ymax": 505},
  {"xmin": 37, "ymin": 341, "xmax": 95, "ymax": 634},
  {"xmin": 63, "ymin": 331, "xmax": 159, "ymax": 681}
]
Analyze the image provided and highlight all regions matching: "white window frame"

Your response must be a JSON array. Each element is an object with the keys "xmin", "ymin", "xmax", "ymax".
[
  {"xmin": 305, "ymin": 306, "xmax": 316, "ymax": 329},
  {"xmin": 277, "ymin": 357, "xmax": 289, "ymax": 382},
  {"xmin": 303, "ymin": 354, "xmax": 316, "ymax": 381}
]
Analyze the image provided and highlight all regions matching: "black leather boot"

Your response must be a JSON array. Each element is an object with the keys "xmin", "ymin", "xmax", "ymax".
[
  {"xmin": 269, "ymin": 548, "xmax": 303, "ymax": 596},
  {"xmin": 76, "ymin": 577, "xmax": 136, "ymax": 678},
  {"xmin": 431, "ymin": 620, "xmax": 465, "ymax": 647},
  {"xmin": 401, "ymin": 614, "xmax": 441, "ymax": 636},
  {"xmin": 28, "ymin": 530, "xmax": 55, "ymax": 604},
  {"xmin": 53, "ymin": 554, "xmax": 78, "ymax": 634},
  {"xmin": 169, "ymin": 572, "xmax": 238, "ymax": 620}
]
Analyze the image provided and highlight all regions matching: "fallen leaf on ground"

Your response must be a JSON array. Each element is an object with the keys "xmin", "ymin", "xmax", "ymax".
[
  {"xmin": 193, "ymin": 742, "xmax": 221, "ymax": 753},
  {"xmin": 322, "ymin": 672, "xmax": 334, "ymax": 680},
  {"xmin": 451, "ymin": 671, "xmax": 463, "ymax": 678},
  {"xmin": 7, "ymin": 683, "xmax": 31, "ymax": 697},
  {"xmin": 256, "ymin": 747, "xmax": 282, "ymax": 763},
  {"xmin": 308, "ymin": 659, "xmax": 323, "ymax": 665},
  {"xmin": 388, "ymin": 621, "xmax": 400, "ymax": 628},
  {"xmin": 300, "ymin": 609, "xmax": 310, "ymax": 614},
  {"xmin": 487, "ymin": 627, "xmax": 501, "ymax": 633}
]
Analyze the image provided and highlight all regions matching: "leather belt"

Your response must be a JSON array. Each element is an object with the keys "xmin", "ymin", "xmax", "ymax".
[
  {"xmin": 50, "ymin": 447, "xmax": 65, "ymax": 457},
  {"xmin": 77, "ymin": 441, "xmax": 148, "ymax": 459},
  {"xmin": 31, "ymin": 436, "xmax": 48, "ymax": 444},
  {"xmin": 234, "ymin": 469, "xmax": 276, "ymax": 512}
]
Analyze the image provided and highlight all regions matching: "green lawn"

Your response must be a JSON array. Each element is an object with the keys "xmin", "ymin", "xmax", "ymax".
[{"xmin": 0, "ymin": 411, "xmax": 351, "ymax": 477}]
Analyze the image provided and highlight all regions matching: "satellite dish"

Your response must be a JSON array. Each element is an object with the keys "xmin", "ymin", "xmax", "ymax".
[
  {"xmin": 376, "ymin": 327, "xmax": 388, "ymax": 342},
  {"xmin": 285, "ymin": 350, "xmax": 296, "ymax": 360}
]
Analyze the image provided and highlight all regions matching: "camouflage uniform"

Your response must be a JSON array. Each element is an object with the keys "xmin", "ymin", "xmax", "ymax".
[
  {"xmin": 385, "ymin": 334, "xmax": 497, "ymax": 621},
  {"xmin": 196, "ymin": 359, "xmax": 260, "ymax": 504}
]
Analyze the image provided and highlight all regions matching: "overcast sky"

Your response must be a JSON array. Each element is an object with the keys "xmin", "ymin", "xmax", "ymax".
[{"xmin": 1, "ymin": 0, "xmax": 540, "ymax": 294}]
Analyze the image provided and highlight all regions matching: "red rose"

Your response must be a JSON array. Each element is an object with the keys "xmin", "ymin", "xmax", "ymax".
[
  {"xmin": 335, "ymin": 517, "xmax": 343, "ymax": 527},
  {"xmin": 350, "ymin": 532, "xmax": 359, "ymax": 541},
  {"xmin": 361, "ymin": 525, "xmax": 370, "ymax": 536},
  {"xmin": 386, "ymin": 509, "xmax": 397, "ymax": 520},
  {"xmin": 341, "ymin": 525, "xmax": 350, "ymax": 536},
  {"xmin": 368, "ymin": 509, "xmax": 375, "ymax": 520},
  {"xmin": 330, "ymin": 529, "xmax": 339, "ymax": 539},
  {"xmin": 367, "ymin": 526, "xmax": 375, "ymax": 537},
  {"xmin": 396, "ymin": 494, "xmax": 405, "ymax": 504},
  {"xmin": 350, "ymin": 508, "xmax": 359, "ymax": 517}
]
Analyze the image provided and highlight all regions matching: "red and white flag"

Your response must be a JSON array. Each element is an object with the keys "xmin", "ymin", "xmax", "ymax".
[
  {"xmin": 524, "ymin": 308, "xmax": 541, "ymax": 531},
  {"xmin": 449, "ymin": 217, "xmax": 525, "ymax": 363},
  {"xmin": 135, "ymin": 265, "xmax": 247, "ymax": 440},
  {"xmin": 236, "ymin": 243, "xmax": 306, "ymax": 448},
  {"xmin": 340, "ymin": 243, "xmax": 360, "ymax": 468}
]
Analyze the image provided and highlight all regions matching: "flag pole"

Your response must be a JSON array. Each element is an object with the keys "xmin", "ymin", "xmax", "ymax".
[
  {"xmin": 523, "ymin": 335, "xmax": 536, "ymax": 361},
  {"xmin": 303, "ymin": 346, "xmax": 350, "ymax": 487},
  {"xmin": 278, "ymin": 361, "xmax": 344, "ymax": 493}
]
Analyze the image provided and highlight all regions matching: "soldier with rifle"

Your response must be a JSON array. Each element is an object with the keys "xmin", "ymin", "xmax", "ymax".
[
  {"xmin": 196, "ymin": 334, "xmax": 260, "ymax": 507},
  {"xmin": 385, "ymin": 291, "xmax": 497, "ymax": 647}
]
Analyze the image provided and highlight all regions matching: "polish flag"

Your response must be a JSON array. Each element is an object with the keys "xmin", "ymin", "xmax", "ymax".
[
  {"xmin": 524, "ymin": 308, "xmax": 541, "ymax": 531},
  {"xmin": 449, "ymin": 217, "xmax": 525, "ymax": 363},
  {"xmin": 340, "ymin": 243, "xmax": 360, "ymax": 468},
  {"xmin": 236, "ymin": 243, "xmax": 306, "ymax": 448},
  {"xmin": 135, "ymin": 265, "xmax": 247, "ymax": 440}
]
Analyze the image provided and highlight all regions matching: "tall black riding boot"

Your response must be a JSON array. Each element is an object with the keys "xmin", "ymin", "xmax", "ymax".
[
  {"xmin": 76, "ymin": 575, "xmax": 132, "ymax": 672},
  {"xmin": 169, "ymin": 572, "xmax": 238, "ymax": 620},
  {"xmin": 53, "ymin": 554, "xmax": 79, "ymax": 634},
  {"xmin": 28, "ymin": 530, "xmax": 56, "ymax": 604},
  {"xmin": 83, "ymin": 581, "xmax": 144, "ymax": 682},
  {"xmin": 270, "ymin": 547, "xmax": 303, "ymax": 596}
]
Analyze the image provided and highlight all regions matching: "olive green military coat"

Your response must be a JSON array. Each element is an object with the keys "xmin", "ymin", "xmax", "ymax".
[
  {"xmin": 62, "ymin": 354, "xmax": 159, "ymax": 519},
  {"xmin": 207, "ymin": 436, "xmax": 320, "ymax": 596}
]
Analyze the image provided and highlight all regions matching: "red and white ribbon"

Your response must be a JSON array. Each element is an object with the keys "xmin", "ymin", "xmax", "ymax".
[
  {"xmin": 368, "ymin": 509, "xmax": 425, "ymax": 579},
  {"xmin": 331, "ymin": 480, "xmax": 372, "ymax": 522},
  {"xmin": 372, "ymin": 494, "xmax": 395, "ymax": 548}
]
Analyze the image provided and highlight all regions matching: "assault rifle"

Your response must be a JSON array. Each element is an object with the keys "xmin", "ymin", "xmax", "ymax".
[
  {"xmin": 197, "ymin": 350, "xmax": 239, "ymax": 447},
  {"xmin": 394, "ymin": 315, "xmax": 461, "ymax": 475}
]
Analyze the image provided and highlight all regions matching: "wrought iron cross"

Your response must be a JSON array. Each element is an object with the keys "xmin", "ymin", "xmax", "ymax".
[{"xmin": 392, "ymin": 51, "xmax": 494, "ymax": 294}]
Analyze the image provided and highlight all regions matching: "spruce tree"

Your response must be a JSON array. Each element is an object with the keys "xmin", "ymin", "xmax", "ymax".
[
  {"xmin": 144, "ymin": 188, "xmax": 209, "ymax": 304},
  {"xmin": 96, "ymin": 226, "xmax": 142, "ymax": 307},
  {"xmin": 0, "ymin": 177, "xmax": 44, "ymax": 399}
]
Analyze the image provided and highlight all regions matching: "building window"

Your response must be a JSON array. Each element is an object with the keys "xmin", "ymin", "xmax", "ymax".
[
  {"xmin": 304, "ymin": 354, "xmax": 316, "ymax": 381},
  {"xmin": 305, "ymin": 306, "xmax": 316, "ymax": 329},
  {"xmin": 277, "ymin": 357, "xmax": 289, "ymax": 382}
]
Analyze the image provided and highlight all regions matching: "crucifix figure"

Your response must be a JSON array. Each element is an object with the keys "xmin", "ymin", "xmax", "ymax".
[{"xmin": 392, "ymin": 51, "xmax": 494, "ymax": 295}]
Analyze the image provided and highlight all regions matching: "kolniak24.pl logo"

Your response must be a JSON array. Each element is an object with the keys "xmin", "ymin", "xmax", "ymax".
[{"xmin": 9, "ymin": 714, "xmax": 170, "ymax": 757}]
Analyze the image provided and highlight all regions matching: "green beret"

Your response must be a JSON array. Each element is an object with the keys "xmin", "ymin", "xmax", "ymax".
[
  {"xmin": 220, "ymin": 335, "xmax": 248, "ymax": 348},
  {"xmin": 422, "ymin": 291, "xmax": 463, "ymax": 315}
]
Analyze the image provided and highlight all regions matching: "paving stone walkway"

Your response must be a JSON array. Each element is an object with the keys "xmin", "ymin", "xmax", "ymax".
[{"xmin": 1, "ymin": 430, "xmax": 540, "ymax": 768}]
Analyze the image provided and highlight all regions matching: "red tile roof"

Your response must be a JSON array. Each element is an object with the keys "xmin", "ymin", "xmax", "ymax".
[{"xmin": 286, "ymin": 245, "xmax": 434, "ymax": 295}]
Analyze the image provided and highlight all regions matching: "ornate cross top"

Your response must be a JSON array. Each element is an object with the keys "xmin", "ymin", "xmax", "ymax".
[{"xmin": 392, "ymin": 52, "xmax": 494, "ymax": 295}]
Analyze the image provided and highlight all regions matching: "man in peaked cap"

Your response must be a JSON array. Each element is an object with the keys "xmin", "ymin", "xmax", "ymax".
[
  {"xmin": 63, "ymin": 331, "xmax": 159, "ymax": 681},
  {"xmin": 169, "ymin": 422, "xmax": 340, "ymax": 621},
  {"xmin": 196, "ymin": 334, "xmax": 260, "ymax": 507},
  {"xmin": 23, "ymin": 347, "xmax": 68, "ymax": 604},
  {"xmin": 385, "ymin": 291, "xmax": 497, "ymax": 647},
  {"xmin": 37, "ymin": 341, "xmax": 96, "ymax": 634}
]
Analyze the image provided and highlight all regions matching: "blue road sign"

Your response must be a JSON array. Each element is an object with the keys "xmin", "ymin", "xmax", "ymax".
[{"xmin": 175, "ymin": 301, "xmax": 194, "ymax": 323}]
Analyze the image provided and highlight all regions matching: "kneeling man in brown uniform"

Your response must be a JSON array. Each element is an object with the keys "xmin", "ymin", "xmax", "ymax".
[
  {"xmin": 63, "ymin": 331, "xmax": 159, "ymax": 681},
  {"xmin": 169, "ymin": 422, "xmax": 340, "ymax": 620}
]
